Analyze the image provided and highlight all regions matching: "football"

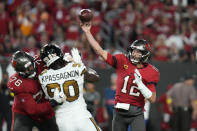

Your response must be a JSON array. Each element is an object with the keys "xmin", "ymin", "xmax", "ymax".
[{"xmin": 78, "ymin": 9, "xmax": 93, "ymax": 22}]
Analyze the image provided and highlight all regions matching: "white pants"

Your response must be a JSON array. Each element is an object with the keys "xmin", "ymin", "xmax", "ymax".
[{"xmin": 56, "ymin": 117, "xmax": 101, "ymax": 131}]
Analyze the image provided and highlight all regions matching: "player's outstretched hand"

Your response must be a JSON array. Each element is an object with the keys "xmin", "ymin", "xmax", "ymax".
[
  {"xmin": 134, "ymin": 69, "xmax": 142, "ymax": 85},
  {"xmin": 71, "ymin": 48, "xmax": 82, "ymax": 63},
  {"xmin": 80, "ymin": 22, "xmax": 92, "ymax": 33},
  {"xmin": 53, "ymin": 88, "xmax": 66, "ymax": 104},
  {"xmin": 64, "ymin": 53, "xmax": 73, "ymax": 62}
]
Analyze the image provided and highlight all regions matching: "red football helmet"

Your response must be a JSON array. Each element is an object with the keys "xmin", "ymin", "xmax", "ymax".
[{"xmin": 127, "ymin": 39, "xmax": 151, "ymax": 64}]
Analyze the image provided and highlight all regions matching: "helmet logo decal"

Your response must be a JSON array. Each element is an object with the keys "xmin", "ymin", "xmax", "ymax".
[
  {"xmin": 145, "ymin": 43, "xmax": 151, "ymax": 52},
  {"xmin": 12, "ymin": 60, "xmax": 17, "ymax": 67}
]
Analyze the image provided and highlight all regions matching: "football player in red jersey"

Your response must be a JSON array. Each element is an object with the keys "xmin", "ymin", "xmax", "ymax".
[
  {"xmin": 7, "ymin": 51, "xmax": 59, "ymax": 131},
  {"xmin": 80, "ymin": 23, "xmax": 160, "ymax": 131}
]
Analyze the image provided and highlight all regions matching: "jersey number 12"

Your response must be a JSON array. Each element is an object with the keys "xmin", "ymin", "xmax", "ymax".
[{"xmin": 121, "ymin": 76, "xmax": 140, "ymax": 96}]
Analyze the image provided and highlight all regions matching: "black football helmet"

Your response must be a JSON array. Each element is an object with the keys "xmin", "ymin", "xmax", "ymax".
[
  {"xmin": 40, "ymin": 44, "xmax": 63, "ymax": 67},
  {"xmin": 12, "ymin": 51, "xmax": 36, "ymax": 78},
  {"xmin": 127, "ymin": 39, "xmax": 151, "ymax": 64}
]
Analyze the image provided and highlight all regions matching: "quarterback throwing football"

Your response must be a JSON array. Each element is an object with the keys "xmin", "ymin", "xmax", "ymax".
[{"xmin": 80, "ymin": 22, "xmax": 160, "ymax": 131}]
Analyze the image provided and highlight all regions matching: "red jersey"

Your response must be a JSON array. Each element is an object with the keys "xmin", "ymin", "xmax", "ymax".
[
  {"xmin": 7, "ymin": 55, "xmax": 54, "ymax": 122},
  {"xmin": 106, "ymin": 53, "xmax": 159, "ymax": 108}
]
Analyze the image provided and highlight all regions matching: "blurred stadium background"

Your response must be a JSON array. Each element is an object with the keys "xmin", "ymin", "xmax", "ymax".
[{"xmin": 0, "ymin": 0, "xmax": 197, "ymax": 131}]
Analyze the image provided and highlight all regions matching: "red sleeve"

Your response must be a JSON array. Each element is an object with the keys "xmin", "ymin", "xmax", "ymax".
[
  {"xmin": 147, "ymin": 84, "xmax": 156, "ymax": 92},
  {"xmin": 15, "ymin": 93, "xmax": 52, "ymax": 116},
  {"xmin": 146, "ymin": 66, "xmax": 160, "ymax": 92},
  {"xmin": 105, "ymin": 53, "xmax": 124, "ymax": 69},
  {"xmin": 7, "ymin": 74, "xmax": 19, "ymax": 93},
  {"xmin": 151, "ymin": 70, "xmax": 160, "ymax": 84},
  {"xmin": 105, "ymin": 53, "xmax": 115, "ymax": 67}
]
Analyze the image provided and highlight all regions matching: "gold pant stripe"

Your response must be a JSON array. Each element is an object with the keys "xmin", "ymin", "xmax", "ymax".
[{"xmin": 90, "ymin": 117, "xmax": 100, "ymax": 131}]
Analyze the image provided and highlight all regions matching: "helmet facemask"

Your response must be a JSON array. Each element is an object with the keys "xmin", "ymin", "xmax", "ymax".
[
  {"xmin": 40, "ymin": 44, "xmax": 64, "ymax": 68},
  {"xmin": 25, "ymin": 62, "xmax": 36, "ymax": 78},
  {"xmin": 43, "ymin": 54, "xmax": 61, "ymax": 67},
  {"xmin": 18, "ymin": 64, "xmax": 36, "ymax": 78}
]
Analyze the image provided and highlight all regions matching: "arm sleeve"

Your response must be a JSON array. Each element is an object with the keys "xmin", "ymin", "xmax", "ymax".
[
  {"xmin": 146, "ymin": 83, "xmax": 156, "ymax": 92},
  {"xmin": 16, "ymin": 93, "xmax": 52, "ymax": 115},
  {"xmin": 146, "ymin": 70, "xmax": 160, "ymax": 92},
  {"xmin": 105, "ymin": 53, "xmax": 124, "ymax": 69}
]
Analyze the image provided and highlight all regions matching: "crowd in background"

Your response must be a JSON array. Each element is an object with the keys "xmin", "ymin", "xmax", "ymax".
[{"xmin": 0, "ymin": 0, "xmax": 197, "ymax": 67}]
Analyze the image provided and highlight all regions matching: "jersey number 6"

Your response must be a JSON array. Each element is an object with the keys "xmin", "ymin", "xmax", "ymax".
[{"xmin": 46, "ymin": 80, "xmax": 79, "ymax": 102}]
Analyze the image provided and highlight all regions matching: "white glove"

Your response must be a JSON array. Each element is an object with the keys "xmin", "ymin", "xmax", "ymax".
[
  {"xmin": 134, "ymin": 69, "xmax": 142, "ymax": 85},
  {"xmin": 53, "ymin": 88, "xmax": 66, "ymax": 103},
  {"xmin": 133, "ymin": 69, "xmax": 152, "ymax": 99},
  {"xmin": 64, "ymin": 53, "xmax": 73, "ymax": 62},
  {"xmin": 71, "ymin": 48, "xmax": 82, "ymax": 63}
]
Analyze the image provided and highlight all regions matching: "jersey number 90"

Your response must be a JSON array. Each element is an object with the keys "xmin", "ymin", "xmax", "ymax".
[{"xmin": 46, "ymin": 80, "xmax": 79, "ymax": 102}]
